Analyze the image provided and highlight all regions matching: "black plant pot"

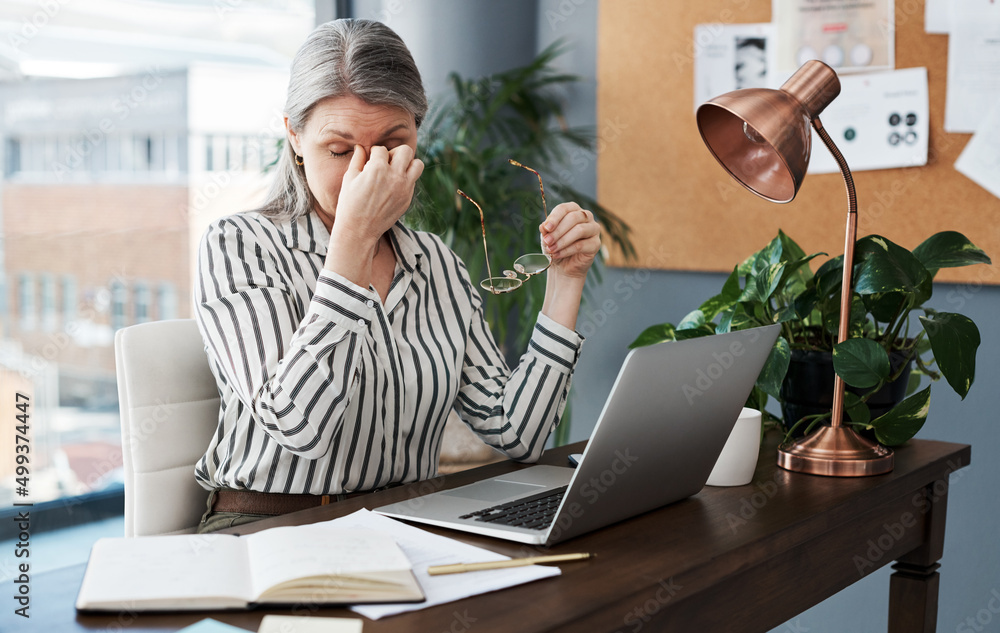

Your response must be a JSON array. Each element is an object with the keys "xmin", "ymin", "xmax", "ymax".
[{"xmin": 780, "ymin": 348, "xmax": 913, "ymax": 437}]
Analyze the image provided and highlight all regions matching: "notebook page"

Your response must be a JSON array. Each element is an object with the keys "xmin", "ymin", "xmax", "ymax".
[
  {"xmin": 244, "ymin": 524, "xmax": 411, "ymax": 599},
  {"xmin": 76, "ymin": 534, "xmax": 251, "ymax": 609},
  {"xmin": 321, "ymin": 509, "xmax": 560, "ymax": 620}
]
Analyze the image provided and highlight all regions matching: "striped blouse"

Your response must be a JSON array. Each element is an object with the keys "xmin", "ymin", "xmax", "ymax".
[{"xmin": 193, "ymin": 210, "xmax": 583, "ymax": 494}]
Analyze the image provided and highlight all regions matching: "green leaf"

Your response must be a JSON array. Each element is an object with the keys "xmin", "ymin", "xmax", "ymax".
[
  {"xmin": 792, "ymin": 286, "xmax": 818, "ymax": 323},
  {"xmin": 757, "ymin": 235, "xmax": 784, "ymax": 270},
  {"xmin": 777, "ymin": 253, "xmax": 824, "ymax": 295},
  {"xmin": 628, "ymin": 323, "xmax": 677, "ymax": 349},
  {"xmin": 740, "ymin": 235, "xmax": 783, "ymax": 277},
  {"xmin": 756, "ymin": 336, "xmax": 790, "ymax": 399},
  {"xmin": 870, "ymin": 386, "xmax": 931, "ymax": 446},
  {"xmin": 865, "ymin": 292, "xmax": 908, "ymax": 324},
  {"xmin": 833, "ymin": 338, "xmax": 891, "ymax": 388},
  {"xmin": 777, "ymin": 230, "xmax": 807, "ymax": 262},
  {"xmin": 822, "ymin": 294, "xmax": 865, "ymax": 338},
  {"xmin": 698, "ymin": 267, "xmax": 741, "ymax": 321},
  {"xmin": 716, "ymin": 309, "xmax": 734, "ymax": 334},
  {"xmin": 912, "ymin": 231, "xmax": 992, "ymax": 275},
  {"xmin": 739, "ymin": 262, "xmax": 784, "ymax": 303},
  {"xmin": 844, "ymin": 392, "xmax": 871, "ymax": 425},
  {"xmin": 728, "ymin": 310, "xmax": 758, "ymax": 332},
  {"xmin": 814, "ymin": 255, "xmax": 844, "ymax": 298},
  {"xmin": 677, "ymin": 309, "xmax": 707, "ymax": 331},
  {"xmin": 848, "ymin": 294, "xmax": 869, "ymax": 335},
  {"xmin": 773, "ymin": 305, "xmax": 800, "ymax": 324},
  {"xmin": 675, "ymin": 325, "xmax": 717, "ymax": 340},
  {"xmin": 853, "ymin": 235, "xmax": 931, "ymax": 298},
  {"xmin": 920, "ymin": 313, "xmax": 981, "ymax": 399}
]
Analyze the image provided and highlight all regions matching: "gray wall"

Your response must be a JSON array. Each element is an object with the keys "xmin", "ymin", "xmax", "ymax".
[
  {"xmin": 372, "ymin": 1, "xmax": 1000, "ymax": 630},
  {"xmin": 353, "ymin": 0, "xmax": 538, "ymax": 101}
]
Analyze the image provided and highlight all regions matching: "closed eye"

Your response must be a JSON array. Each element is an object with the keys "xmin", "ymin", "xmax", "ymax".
[{"xmin": 330, "ymin": 149, "xmax": 353, "ymax": 158}]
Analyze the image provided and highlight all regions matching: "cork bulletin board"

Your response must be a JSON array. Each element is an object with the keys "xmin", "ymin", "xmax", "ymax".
[{"xmin": 596, "ymin": 0, "xmax": 999, "ymax": 285}]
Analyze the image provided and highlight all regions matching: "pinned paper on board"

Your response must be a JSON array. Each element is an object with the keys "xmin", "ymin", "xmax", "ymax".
[
  {"xmin": 773, "ymin": 0, "xmax": 895, "ymax": 74},
  {"xmin": 955, "ymin": 100, "xmax": 1000, "ymax": 201},
  {"xmin": 924, "ymin": 0, "xmax": 949, "ymax": 34},
  {"xmin": 807, "ymin": 67, "xmax": 928, "ymax": 175},
  {"xmin": 693, "ymin": 23, "xmax": 779, "ymax": 111},
  {"xmin": 945, "ymin": 1, "xmax": 1000, "ymax": 133}
]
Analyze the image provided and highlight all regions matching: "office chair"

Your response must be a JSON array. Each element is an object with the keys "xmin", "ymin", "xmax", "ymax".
[
  {"xmin": 114, "ymin": 319, "xmax": 501, "ymax": 536},
  {"xmin": 115, "ymin": 319, "xmax": 219, "ymax": 536}
]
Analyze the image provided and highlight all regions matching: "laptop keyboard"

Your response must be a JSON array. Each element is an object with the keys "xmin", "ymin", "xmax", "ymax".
[{"xmin": 458, "ymin": 486, "xmax": 568, "ymax": 530}]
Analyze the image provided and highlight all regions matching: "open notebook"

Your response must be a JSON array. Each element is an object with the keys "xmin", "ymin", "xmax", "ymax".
[{"xmin": 75, "ymin": 523, "xmax": 424, "ymax": 611}]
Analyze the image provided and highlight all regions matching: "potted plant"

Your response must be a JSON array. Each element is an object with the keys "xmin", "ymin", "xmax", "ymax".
[
  {"xmin": 407, "ymin": 42, "xmax": 636, "ymax": 444},
  {"xmin": 629, "ymin": 230, "xmax": 991, "ymax": 447}
]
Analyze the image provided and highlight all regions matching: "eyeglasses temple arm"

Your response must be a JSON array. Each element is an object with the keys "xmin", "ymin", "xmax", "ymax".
[
  {"xmin": 508, "ymin": 159, "xmax": 547, "ymax": 218},
  {"xmin": 456, "ymin": 189, "xmax": 496, "ymax": 294}
]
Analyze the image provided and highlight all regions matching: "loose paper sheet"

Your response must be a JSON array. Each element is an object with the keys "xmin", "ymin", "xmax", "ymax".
[
  {"xmin": 945, "ymin": 1, "xmax": 1000, "ymax": 133},
  {"xmin": 955, "ymin": 99, "xmax": 1000, "ymax": 201},
  {"xmin": 773, "ymin": 0, "xmax": 895, "ymax": 74},
  {"xmin": 322, "ymin": 509, "xmax": 560, "ymax": 620},
  {"xmin": 693, "ymin": 23, "xmax": 779, "ymax": 111},
  {"xmin": 258, "ymin": 615, "xmax": 363, "ymax": 633}
]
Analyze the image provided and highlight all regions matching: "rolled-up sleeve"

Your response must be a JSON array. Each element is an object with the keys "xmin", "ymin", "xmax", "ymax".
[
  {"xmin": 456, "ymin": 288, "xmax": 584, "ymax": 462},
  {"xmin": 195, "ymin": 218, "xmax": 378, "ymax": 461}
]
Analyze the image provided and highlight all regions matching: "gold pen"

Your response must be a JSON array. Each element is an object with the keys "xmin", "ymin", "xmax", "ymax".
[{"xmin": 426, "ymin": 552, "xmax": 594, "ymax": 575}]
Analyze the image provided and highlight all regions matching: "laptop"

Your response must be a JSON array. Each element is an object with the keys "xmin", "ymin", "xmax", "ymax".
[{"xmin": 375, "ymin": 324, "xmax": 781, "ymax": 545}]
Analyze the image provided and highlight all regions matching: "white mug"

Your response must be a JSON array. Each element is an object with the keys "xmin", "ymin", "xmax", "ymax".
[{"xmin": 706, "ymin": 407, "xmax": 762, "ymax": 487}]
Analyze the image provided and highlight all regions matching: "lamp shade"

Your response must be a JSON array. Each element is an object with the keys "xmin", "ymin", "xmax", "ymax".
[{"xmin": 695, "ymin": 60, "xmax": 842, "ymax": 203}]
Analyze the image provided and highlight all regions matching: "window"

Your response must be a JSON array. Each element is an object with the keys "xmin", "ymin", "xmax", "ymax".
[
  {"xmin": 158, "ymin": 282, "xmax": 178, "ymax": 320},
  {"xmin": 105, "ymin": 134, "xmax": 120, "ymax": 172},
  {"xmin": 0, "ymin": 1, "xmax": 311, "ymax": 529},
  {"xmin": 205, "ymin": 134, "xmax": 215, "ymax": 171},
  {"xmin": 18, "ymin": 273, "xmax": 35, "ymax": 331},
  {"xmin": 110, "ymin": 279, "xmax": 127, "ymax": 331},
  {"xmin": 119, "ymin": 135, "xmax": 135, "ymax": 173},
  {"xmin": 40, "ymin": 273, "xmax": 57, "ymax": 332},
  {"xmin": 62, "ymin": 275, "xmax": 78, "ymax": 323},
  {"xmin": 5, "ymin": 137, "xmax": 21, "ymax": 175},
  {"xmin": 164, "ymin": 133, "xmax": 181, "ymax": 175},
  {"xmin": 133, "ymin": 281, "xmax": 150, "ymax": 324}
]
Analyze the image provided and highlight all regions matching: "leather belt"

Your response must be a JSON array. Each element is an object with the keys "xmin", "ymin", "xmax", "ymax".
[{"xmin": 212, "ymin": 485, "xmax": 400, "ymax": 516}]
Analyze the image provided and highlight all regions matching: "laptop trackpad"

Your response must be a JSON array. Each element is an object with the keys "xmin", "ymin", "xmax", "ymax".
[{"xmin": 441, "ymin": 480, "xmax": 543, "ymax": 502}]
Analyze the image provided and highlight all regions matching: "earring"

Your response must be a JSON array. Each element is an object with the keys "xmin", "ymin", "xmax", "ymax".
[{"xmin": 294, "ymin": 154, "xmax": 304, "ymax": 166}]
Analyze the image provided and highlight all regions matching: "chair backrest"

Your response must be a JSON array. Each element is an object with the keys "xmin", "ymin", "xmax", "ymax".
[{"xmin": 115, "ymin": 319, "xmax": 219, "ymax": 537}]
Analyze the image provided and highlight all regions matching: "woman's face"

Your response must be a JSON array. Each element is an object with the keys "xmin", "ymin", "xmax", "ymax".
[{"xmin": 286, "ymin": 94, "xmax": 418, "ymax": 225}]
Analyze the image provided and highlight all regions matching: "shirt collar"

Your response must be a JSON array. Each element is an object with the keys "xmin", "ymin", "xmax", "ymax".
[
  {"xmin": 277, "ymin": 210, "xmax": 423, "ymax": 273},
  {"xmin": 387, "ymin": 221, "xmax": 423, "ymax": 274},
  {"xmin": 277, "ymin": 210, "xmax": 329, "ymax": 255}
]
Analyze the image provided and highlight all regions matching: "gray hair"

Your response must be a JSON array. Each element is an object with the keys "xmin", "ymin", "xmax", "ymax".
[{"xmin": 259, "ymin": 19, "xmax": 428, "ymax": 221}]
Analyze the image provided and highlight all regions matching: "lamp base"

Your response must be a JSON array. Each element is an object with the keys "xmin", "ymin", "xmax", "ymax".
[{"xmin": 777, "ymin": 425, "xmax": 893, "ymax": 477}]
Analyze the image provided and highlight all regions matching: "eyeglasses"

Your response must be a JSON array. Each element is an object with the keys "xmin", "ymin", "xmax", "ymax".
[{"xmin": 457, "ymin": 160, "xmax": 551, "ymax": 295}]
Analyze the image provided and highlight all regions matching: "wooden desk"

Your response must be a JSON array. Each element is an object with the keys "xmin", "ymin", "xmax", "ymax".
[{"xmin": 29, "ymin": 436, "xmax": 969, "ymax": 633}]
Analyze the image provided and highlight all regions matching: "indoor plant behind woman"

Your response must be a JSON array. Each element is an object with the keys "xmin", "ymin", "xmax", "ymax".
[{"xmin": 630, "ymin": 230, "xmax": 991, "ymax": 446}]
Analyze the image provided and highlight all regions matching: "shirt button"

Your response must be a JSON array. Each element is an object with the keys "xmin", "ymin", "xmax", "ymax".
[
  {"xmin": 357, "ymin": 318, "xmax": 365, "ymax": 327},
  {"xmin": 366, "ymin": 300, "xmax": 374, "ymax": 308}
]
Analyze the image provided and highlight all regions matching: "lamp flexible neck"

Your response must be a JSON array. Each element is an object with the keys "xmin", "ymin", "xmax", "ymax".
[{"xmin": 812, "ymin": 116, "xmax": 858, "ymax": 429}]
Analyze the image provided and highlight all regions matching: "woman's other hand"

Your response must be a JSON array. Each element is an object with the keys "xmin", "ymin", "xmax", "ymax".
[{"xmin": 540, "ymin": 202, "xmax": 602, "ymax": 280}]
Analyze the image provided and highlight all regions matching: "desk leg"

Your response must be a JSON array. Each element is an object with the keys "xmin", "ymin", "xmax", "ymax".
[
  {"xmin": 888, "ymin": 480, "xmax": 950, "ymax": 633},
  {"xmin": 889, "ymin": 562, "xmax": 940, "ymax": 633}
]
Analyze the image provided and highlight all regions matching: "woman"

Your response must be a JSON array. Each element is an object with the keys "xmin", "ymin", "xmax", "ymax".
[{"xmin": 194, "ymin": 18, "xmax": 601, "ymax": 533}]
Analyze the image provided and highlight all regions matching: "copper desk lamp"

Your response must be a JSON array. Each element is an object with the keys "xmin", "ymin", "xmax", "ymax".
[{"xmin": 696, "ymin": 60, "xmax": 893, "ymax": 477}]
